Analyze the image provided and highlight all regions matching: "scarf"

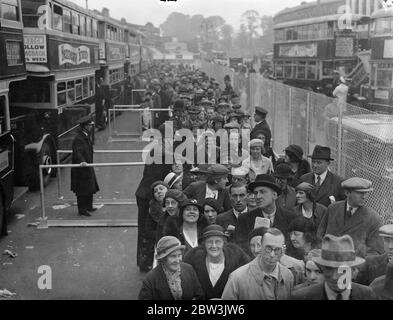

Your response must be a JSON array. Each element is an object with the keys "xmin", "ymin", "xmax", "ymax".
[{"xmin": 162, "ymin": 264, "xmax": 183, "ymax": 300}]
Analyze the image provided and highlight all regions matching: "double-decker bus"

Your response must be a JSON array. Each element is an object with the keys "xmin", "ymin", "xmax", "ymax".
[
  {"xmin": 0, "ymin": 0, "xmax": 26, "ymax": 230},
  {"xmin": 273, "ymin": 0, "xmax": 370, "ymax": 93},
  {"xmin": 94, "ymin": 8, "xmax": 131, "ymax": 106},
  {"xmin": 7, "ymin": 0, "xmax": 101, "ymax": 190},
  {"xmin": 361, "ymin": 7, "xmax": 393, "ymax": 114}
]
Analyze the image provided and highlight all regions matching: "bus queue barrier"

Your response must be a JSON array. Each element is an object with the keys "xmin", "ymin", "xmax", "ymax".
[
  {"xmin": 38, "ymin": 161, "xmax": 146, "ymax": 229},
  {"xmin": 108, "ymin": 107, "xmax": 171, "ymax": 142},
  {"xmin": 55, "ymin": 149, "xmax": 148, "ymax": 202}
]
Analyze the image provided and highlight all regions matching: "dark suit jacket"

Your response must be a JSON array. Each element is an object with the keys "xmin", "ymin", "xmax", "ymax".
[
  {"xmin": 183, "ymin": 243, "xmax": 250, "ymax": 299},
  {"xmin": 300, "ymin": 171, "xmax": 346, "ymax": 208},
  {"xmin": 234, "ymin": 206, "xmax": 298, "ymax": 254},
  {"xmin": 138, "ymin": 262, "xmax": 205, "ymax": 300},
  {"xmin": 216, "ymin": 209, "xmax": 246, "ymax": 241},
  {"xmin": 251, "ymin": 120, "xmax": 272, "ymax": 148},
  {"xmin": 291, "ymin": 282, "xmax": 377, "ymax": 300},
  {"xmin": 355, "ymin": 253, "xmax": 389, "ymax": 285},
  {"xmin": 317, "ymin": 201, "xmax": 384, "ymax": 258},
  {"xmin": 216, "ymin": 209, "xmax": 238, "ymax": 230},
  {"xmin": 183, "ymin": 181, "xmax": 232, "ymax": 212},
  {"xmin": 71, "ymin": 129, "xmax": 99, "ymax": 196}
]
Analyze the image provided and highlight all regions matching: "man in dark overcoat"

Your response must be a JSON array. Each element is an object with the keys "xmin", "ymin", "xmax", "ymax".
[
  {"xmin": 250, "ymin": 107, "xmax": 272, "ymax": 150},
  {"xmin": 71, "ymin": 116, "xmax": 99, "ymax": 217},
  {"xmin": 317, "ymin": 177, "xmax": 383, "ymax": 258},
  {"xmin": 299, "ymin": 145, "xmax": 346, "ymax": 208}
]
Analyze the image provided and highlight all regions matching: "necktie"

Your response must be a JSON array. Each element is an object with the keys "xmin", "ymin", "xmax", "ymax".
[
  {"xmin": 345, "ymin": 207, "xmax": 353, "ymax": 224},
  {"xmin": 316, "ymin": 175, "xmax": 321, "ymax": 188},
  {"xmin": 336, "ymin": 293, "xmax": 343, "ymax": 300}
]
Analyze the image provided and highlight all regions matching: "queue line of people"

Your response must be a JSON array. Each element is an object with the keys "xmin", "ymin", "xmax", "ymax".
[{"xmin": 133, "ymin": 63, "xmax": 393, "ymax": 300}]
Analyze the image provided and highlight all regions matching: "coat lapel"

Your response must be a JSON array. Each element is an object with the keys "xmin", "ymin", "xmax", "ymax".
[
  {"xmin": 341, "ymin": 206, "xmax": 366, "ymax": 234},
  {"xmin": 316, "ymin": 171, "xmax": 332, "ymax": 201},
  {"xmin": 333, "ymin": 201, "xmax": 346, "ymax": 233}
]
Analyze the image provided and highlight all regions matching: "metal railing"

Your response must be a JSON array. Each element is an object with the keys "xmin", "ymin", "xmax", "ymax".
[
  {"xmin": 108, "ymin": 107, "xmax": 171, "ymax": 142},
  {"xmin": 55, "ymin": 149, "xmax": 148, "ymax": 200},
  {"xmin": 38, "ymin": 161, "xmax": 146, "ymax": 229}
]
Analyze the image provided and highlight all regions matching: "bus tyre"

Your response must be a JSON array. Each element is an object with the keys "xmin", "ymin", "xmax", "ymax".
[{"xmin": 28, "ymin": 141, "xmax": 55, "ymax": 191}]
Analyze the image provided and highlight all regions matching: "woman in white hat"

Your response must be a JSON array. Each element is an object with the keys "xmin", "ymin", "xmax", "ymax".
[
  {"xmin": 138, "ymin": 236, "xmax": 205, "ymax": 300},
  {"xmin": 164, "ymin": 172, "xmax": 183, "ymax": 191},
  {"xmin": 241, "ymin": 139, "xmax": 274, "ymax": 177}
]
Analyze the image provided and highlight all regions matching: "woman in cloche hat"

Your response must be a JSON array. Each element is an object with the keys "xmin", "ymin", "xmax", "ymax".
[
  {"xmin": 138, "ymin": 236, "xmax": 205, "ymax": 300},
  {"xmin": 183, "ymin": 225, "xmax": 250, "ymax": 299},
  {"xmin": 162, "ymin": 199, "xmax": 209, "ymax": 254}
]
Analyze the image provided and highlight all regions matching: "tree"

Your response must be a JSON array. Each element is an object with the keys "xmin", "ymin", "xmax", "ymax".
[
  {"xmin": 241, "ymin": 10, "xmax": 260, "ymax": 55},
  {"xmin": 220, "ymin": 24, "xmax": 234, "ymax": 54}
]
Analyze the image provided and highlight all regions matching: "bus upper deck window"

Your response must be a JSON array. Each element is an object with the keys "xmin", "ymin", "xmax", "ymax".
[
  {"xmin": 1, "ymin": 0, "xmax": 20, "ymax": 21},
  {"xmin": 53, "ymin": 5, "xmax": 63, "ymax": 31}
]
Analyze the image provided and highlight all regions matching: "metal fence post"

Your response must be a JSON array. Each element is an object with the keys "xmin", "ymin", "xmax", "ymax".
[
  {"xmin": 288, "ymin": 87, "xmax": 292, "ymax": 145},
  {"xmin": 57, "ymin": 151, "xmax": 62, "ymax": 199},
  {"xmin": 337, "ymin": 102, "xmax": 344, "ymax": 177},
  {"xmin": 272, "ymin": 81, "xmax": 277, "ymax": 151},
  {"xmin": 306, "ymin": 92, "xmax": 311, "ymax": 158}
]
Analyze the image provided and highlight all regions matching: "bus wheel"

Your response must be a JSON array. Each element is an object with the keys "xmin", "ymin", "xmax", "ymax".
[
  {"xmin": 28, "ymin": 141, "xmax": 55, "ymax": 191},
  {"xmin": 0, "ymin": 192, "xmax": 6, "ymax": 237}
]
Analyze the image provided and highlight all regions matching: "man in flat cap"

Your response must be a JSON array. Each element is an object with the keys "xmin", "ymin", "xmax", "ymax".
[
  {"xmin": 71, "ymin": 116, "xmax": 99, "ymax": 217},
  {"xmin": 183, "ymin": 164, "xmax": 232, "ymax": 212},
  {"xmin": 318, "ymin": 177, "xmax": 384, "ymax": 258},
  {"xmin": 300, "ymin": 145, "xmax": 345, "ymax": 208},
  {"xmin": 356, "ymin": 224, "xmax": 393, "ymax": 285},
  {"xmin": 251, "ymin": 107, "xmax": 272, "ymax": 150}
]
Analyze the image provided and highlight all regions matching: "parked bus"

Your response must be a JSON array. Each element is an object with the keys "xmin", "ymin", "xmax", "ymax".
[
  {"xmin": 361, "ymin": 7, "xmax": 393, "ymax": 114},
  {"xmin": 0, "ymin": 0, "xmax": 27, "ymax": 230},
  {"xmin": 273, "ymin": 0, "xmax": 370, "ymax": 93},
  {"xmin": 5, "ymin": 0, "xmax": 103, "ymax": 190}
]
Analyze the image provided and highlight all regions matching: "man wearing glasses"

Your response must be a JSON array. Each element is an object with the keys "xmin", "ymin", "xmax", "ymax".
[{"xmin": 221, "ymin": 228, "xmax": 294, "ymax": 300}]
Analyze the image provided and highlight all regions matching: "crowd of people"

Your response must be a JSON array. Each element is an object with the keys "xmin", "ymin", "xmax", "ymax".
[{"xmin": 132, "ymin": 63, "xmax": 393, "ymax": 300}]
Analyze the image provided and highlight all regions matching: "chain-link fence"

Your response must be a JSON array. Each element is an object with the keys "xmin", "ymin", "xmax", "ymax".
[{"xmin": 201, "ymin": 61, "xmax": 393, "ymax": 224}]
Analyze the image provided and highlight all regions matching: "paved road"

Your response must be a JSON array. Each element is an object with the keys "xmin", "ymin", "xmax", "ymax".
[{"xmin": 0, "ymin": 112, "xmax": 149, "ymax": 300}]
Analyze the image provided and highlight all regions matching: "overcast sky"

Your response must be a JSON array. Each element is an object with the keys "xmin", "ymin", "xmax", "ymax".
[{"xmin": 73, "ymin": 0, "xmax": 306, "ymax": 30}]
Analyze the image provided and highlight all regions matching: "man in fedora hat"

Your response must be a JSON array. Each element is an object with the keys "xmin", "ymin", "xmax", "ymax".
[
  {"xmin": 274, "ymin": 164, "xmax": 297, "ymax": 211},
  {"xmin": 183, "ymin": 164, "xmax": 232, "ymax": 212},
  {"xmin": 318, "ymin": 177, "xmax": 383, "ymax": 258},
  {"xmin": 71, "ymin": 116, "xmax": 99, "ymax": 217},
  {"xmin": 251, "ymin": 107, "xmax": 272, "ymax": 150},
  {"xmin": 292, "ymin": 234, "xmax": 377, "ymax": 300},
  {"xmin": 300, "ymin": 145, "xmax": 345, "ymax": 208},
  {"xmin": 355, "ymin": 224, "xmax": 393, "ymax": 285},
  {"xmin": 234, "ymin": 174, "xmax": 298, "ymax": 254}
]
